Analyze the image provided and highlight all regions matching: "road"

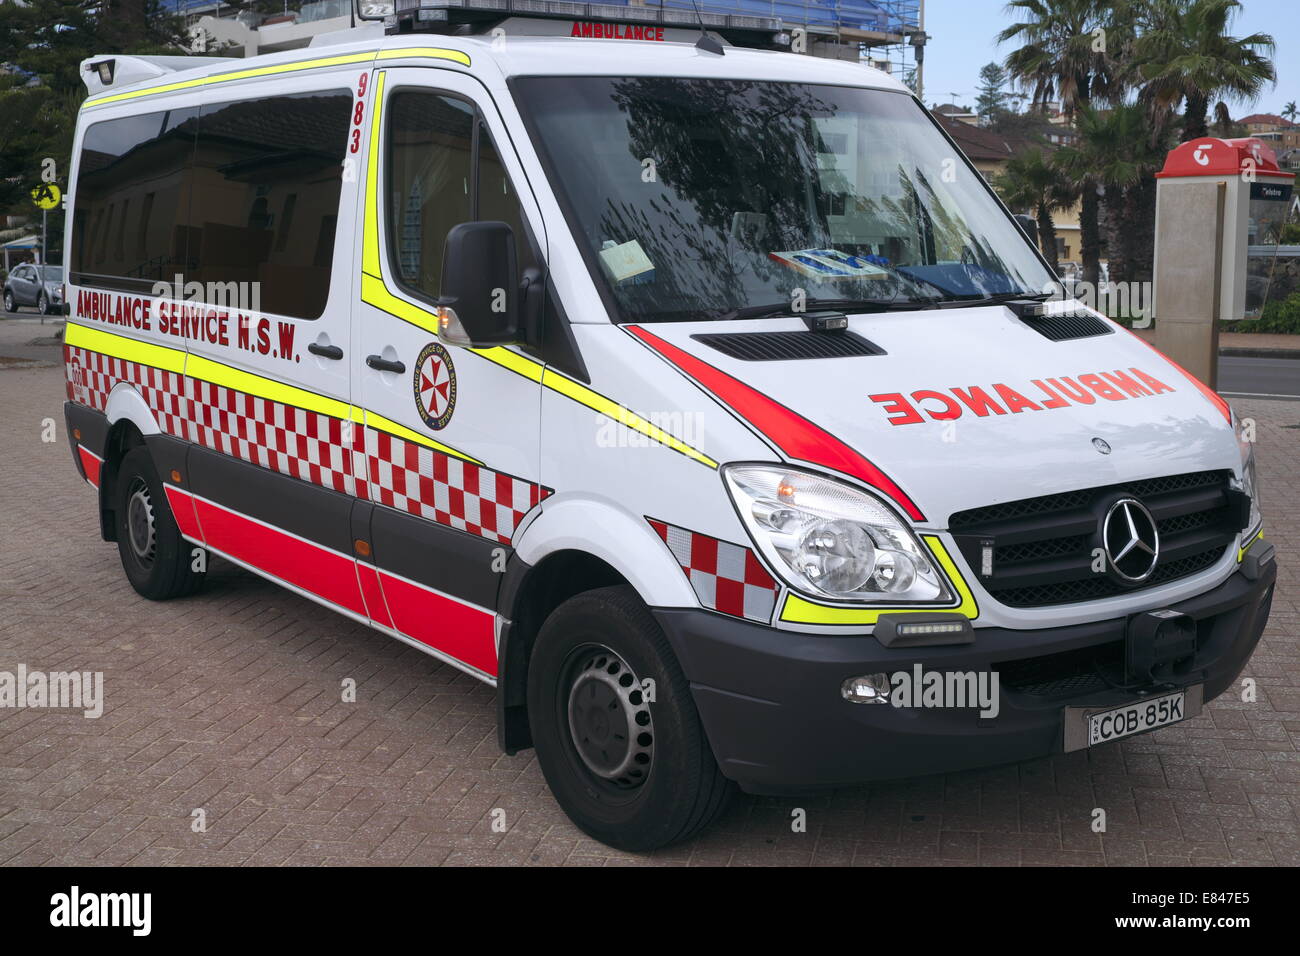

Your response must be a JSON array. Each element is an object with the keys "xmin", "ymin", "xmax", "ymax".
[{"xmin": 1219, "ymin": 356, "xmax": 1300, "ymax": 399}]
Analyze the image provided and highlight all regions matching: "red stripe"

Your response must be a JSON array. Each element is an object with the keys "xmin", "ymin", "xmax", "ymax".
[
  {"xmin": 356, "ymin": 562, "xmax": 393, "ymax": 629},
  {"xmin": 77, "ymin": 446, "xmax": 102, "ymax": 488},
  {"xmin": 163, "ymin": 485, "xmax": 203, "ymax": 540},
  {"xmin": 1123, "ymin": 328, "xmax": 1231, "ymax": 423},
  {"xmin": 627, "ymin": 326, "xmax": 926, "ymax": 521},
  {"xmin": 184, "ymin": 492, "xmax": 369, "ymax": 618},
  {"xmin": 377, "ymin": 571, "xmax": 497, "ymax": 677}
]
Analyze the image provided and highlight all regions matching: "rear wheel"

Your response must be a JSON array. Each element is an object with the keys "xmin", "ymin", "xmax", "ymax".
[
  {"xmin": 527, "ymin": 585, "xmax": 733, "ymax": 851},
  {"xmin": 3, "ymin": 290, "xmax": 16, "ymax": 313},
  {"xmin": 113, "ymin": 446, "xmax": 206, "ymax": 600}
]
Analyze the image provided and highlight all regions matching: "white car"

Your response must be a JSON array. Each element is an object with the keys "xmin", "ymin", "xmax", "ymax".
[{"xmin": 60, "ymin": 5, "xmax": 1273, "ymax": 851}]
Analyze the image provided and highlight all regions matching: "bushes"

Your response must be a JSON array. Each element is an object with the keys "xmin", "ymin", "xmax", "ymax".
[{"xmin": 1232, "ymin": 291, "xmax": 1300, "ymax": 334}]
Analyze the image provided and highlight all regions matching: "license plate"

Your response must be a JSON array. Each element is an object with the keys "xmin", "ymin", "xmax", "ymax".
[{"xmin": 1063, "ymin": 685, "xmax": 1202, "ymax": 752}]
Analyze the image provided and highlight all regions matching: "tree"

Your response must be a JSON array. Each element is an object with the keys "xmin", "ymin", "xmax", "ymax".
[
  {"xmin": 994, "ymin": 147, "xmax": 1078, "ymax": 273},
  {"xmin": 976, "ymin": 62, "xmax": 1011, "ymax": 120},
  {"xmin": 1056, "ymin": 104, "xmax": 1169, "ymax": 287},
  {"xmin": 0, "ymin": 0, "xmax": 195, "ymax": 231},
  {"xmin": 999, "ymin": 0, "xmax": 1118, "ymax": 287},
  {"xmin": 1135, "ymin": 0, "xmax": 1275, "ymax": 142},
  {"xmin": 1283, "ymin": 101, "xmax": 1298, "ymax": 124}
]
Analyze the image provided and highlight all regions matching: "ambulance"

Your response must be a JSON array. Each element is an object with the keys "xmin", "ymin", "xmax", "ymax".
[{"xmin": 61, "ymin": 1, "xmax": 1274, "ymax": 851}]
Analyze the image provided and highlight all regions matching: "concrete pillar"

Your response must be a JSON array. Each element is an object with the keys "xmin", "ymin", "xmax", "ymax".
[{"xmin": 1153, "ymin": 180, "xmax": 1225, "ymax": 389}]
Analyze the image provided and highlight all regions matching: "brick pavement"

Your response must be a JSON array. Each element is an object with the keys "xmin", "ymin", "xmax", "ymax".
[{"xmin": 0, "ymin": 323, "xmax": 1297, "ymax": 866}]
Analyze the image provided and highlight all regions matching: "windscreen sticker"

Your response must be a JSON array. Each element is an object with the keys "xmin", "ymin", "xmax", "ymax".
[
  {"xmin": 870, "ymin": 369, "xmax": 1176, "ymax": 425},
  {"xmin": 768, "ymin": 249, "xmax": 889, "ymax": 278},
  {"xmin": 599, "ymin": 239, "xmax": 655, "ymax": 284}
]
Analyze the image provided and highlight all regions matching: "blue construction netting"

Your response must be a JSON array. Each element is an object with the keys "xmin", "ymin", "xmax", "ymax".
[
  {"xmin": 163, "ymin": 0, "xmax": 921, "ymax": 32},
  {"xmin": 656, "ymin": 0, "xmax": 919, "ymax": 33}
]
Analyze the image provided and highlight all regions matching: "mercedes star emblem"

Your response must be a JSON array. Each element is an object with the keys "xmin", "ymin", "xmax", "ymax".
[{"xmin": 1101, "ymin": 497, "xmax": 1160, "ymax": 583}]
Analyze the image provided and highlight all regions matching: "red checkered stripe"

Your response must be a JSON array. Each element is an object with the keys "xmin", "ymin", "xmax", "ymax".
[
  {"xmin": 66, "ymin": 344, "xmax": 365, "ymax": 498},
  {"xmin": 366, "ymin": 427, "xmax": 550, "ymax": 545},
  {"xmin": 186, "ymin": 379, "xmax": 362, "ymax": 497},
  {"xmin": 65, "ymin": 345, "xmax": 188, "ymax": 437},
  {"xmin": 65, "ymin": 344, "xmax": 551, "ymax": 544},
  {"xmin": 648, "ymin": 518, "xmax": 779, "ymax": 623}
]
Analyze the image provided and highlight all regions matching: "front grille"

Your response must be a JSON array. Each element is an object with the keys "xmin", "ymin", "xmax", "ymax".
[
  {"xmin": 690, "ymin": 330, "xmax": 885, "ymax": 361},
  {"xmin": 949, "ymin": 470, "xmax": 1243, "ymax": 608}
]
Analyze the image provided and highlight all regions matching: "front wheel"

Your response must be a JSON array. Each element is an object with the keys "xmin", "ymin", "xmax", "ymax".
[
  {"xmin": 37, "ymin": 291, "xmax": 49, "ymax": 315},
  {"xmin": 527, "ymin": 585, "xmax": 733, "ymax": 851},
  {"xmin": 113, "ymin": 446, "xmax": 207, "ymax": 600}
]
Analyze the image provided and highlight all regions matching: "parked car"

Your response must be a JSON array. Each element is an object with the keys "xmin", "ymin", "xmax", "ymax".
[{"xmin": 3, "ymin": 263, "xmax": 64, "ymax": 314}]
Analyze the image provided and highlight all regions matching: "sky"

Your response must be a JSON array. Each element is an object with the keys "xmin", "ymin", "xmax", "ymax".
[{"xmin": 919, "ymin": 0, "xmax": 1296, "ymax": 118}]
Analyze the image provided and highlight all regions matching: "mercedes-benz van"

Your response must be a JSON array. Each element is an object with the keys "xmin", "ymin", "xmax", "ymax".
[{"xmin": 61, "ymin": 3, "xmax": 1274, "ymax": 850}]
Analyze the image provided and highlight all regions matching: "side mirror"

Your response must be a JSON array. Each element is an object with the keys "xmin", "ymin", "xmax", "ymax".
[{"xmin": 438, "ymin": 221, "xmax": 518, "ymax": 348}]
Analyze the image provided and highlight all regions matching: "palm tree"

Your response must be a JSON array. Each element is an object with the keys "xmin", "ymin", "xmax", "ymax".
[
  {"xmin": 995, "ymin": 148, "xmax": 1078, "ymax": 274},
  {"xmin": 1135, "ymin": 0, "xmax": 1275, "ymax": 142},
  {"xmin": 1055, "ymin": 104, "xmax": 1169, "ymax": 288},
  {"xmin": 1284, "ymin": 101, "xmax": 1299, "ymax": 124},
  {"xmin": 998, "ymin": 0, "xmax": 1117, "ymax": 287}
]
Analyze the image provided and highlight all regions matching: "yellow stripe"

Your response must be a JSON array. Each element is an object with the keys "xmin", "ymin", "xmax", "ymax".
[
  {"xmin": 359, "ymin": 410, "xmax": 482, "ymax": 464},
  {"xmin": 1237, "ymin": 527, "xmax": 1264, "ymax": 562},
  {"xmin": 362, "ymin": 71, "xmax": 388, "ymax": 278},
  {"xmin": 185, "ymin": 354, "xmax": 354, "ymax": 421},
  {"xmin": 376, "ymin": 48, "xmax": 471, "ymax": 66},
  {"xmin": 67, "ymin": 321, "xmax": 478, "ymax": 462},
  {"xmin": 82, "ymin": 48, "xmax": 468, "ymax": 110},
  {"xmin": 64, "ymin": 322, "xmax": 186, "ymax": 374},
  {"xmin": 779, "ymin": 535, "xmax": 978, "ymax": 626},
  {"xmin": 541, "ymin": 368, "xmax": 718, "ymax": 467}
]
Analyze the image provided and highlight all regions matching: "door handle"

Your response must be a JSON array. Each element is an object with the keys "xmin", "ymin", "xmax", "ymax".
[
  {"xmin": 308, "ymin": 342, "xmax": 344, "ymax": 360},
  {"xmin": 366, "ymin": 354, "xmax": 406, "ymax": 374}
]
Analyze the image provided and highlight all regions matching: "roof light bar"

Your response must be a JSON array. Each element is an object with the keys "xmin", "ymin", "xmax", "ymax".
[{"xmin": 374, "ymin": 0, "xmax": 782, "ymax": 41}]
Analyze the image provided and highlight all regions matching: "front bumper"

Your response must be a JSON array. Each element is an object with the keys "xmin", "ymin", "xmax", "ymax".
[{"xmin": 655, "ymin": 557, "xmax": 1276, "ymax": 794}]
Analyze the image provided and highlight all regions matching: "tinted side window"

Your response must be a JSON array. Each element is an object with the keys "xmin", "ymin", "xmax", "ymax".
[
  {"xmin": 72, "ymin": 108, "xmax": 199, "ymax": 291},
  {"xmin": 190, "ymin": 91, "xmax": 350, "ymax": 320},
  {"xmin": 386, "ymin": 91, "xmax": 474, "ymax": 300}
]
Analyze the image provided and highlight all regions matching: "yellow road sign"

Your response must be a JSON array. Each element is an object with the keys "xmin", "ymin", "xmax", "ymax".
[{"xmin": 31, "ymin": 184, "xmax": 61, "ymax": 210}]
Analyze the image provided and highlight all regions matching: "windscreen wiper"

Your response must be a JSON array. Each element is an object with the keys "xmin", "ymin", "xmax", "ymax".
[
  {"xmin": 936, "ymin": 290, "xmax": 1055, "ymax": 309},
  {"xmin": 714, "ymin": 295, "xmax": 940, "ymax": 321}
]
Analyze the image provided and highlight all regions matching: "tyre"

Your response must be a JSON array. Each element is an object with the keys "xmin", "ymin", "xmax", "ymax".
[
  {"xmin": 527, "ymin": 585, "xmax": 733, "ymax": 851},
  {"xmin": 37, "ymin": 291, "xmax": 49, "ymax": 315},
  {"xmin": 3, "ymin": 289, "xmax": 16, "ymax": 313},
  {"xmin": 112, "ymin": 445, "xmax": 206, "ymax": 600}
]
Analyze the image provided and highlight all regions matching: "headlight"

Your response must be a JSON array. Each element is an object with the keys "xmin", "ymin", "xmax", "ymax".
[
  {"xmin": 1240, "ymin": 444, "xmax": 1261, "ymax": 537},
  {"xmin": 722, "ymin": 463, "xmax": 951, "ymax": 603}
]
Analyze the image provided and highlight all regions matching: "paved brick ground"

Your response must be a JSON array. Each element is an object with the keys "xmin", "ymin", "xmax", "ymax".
[{"xmin": 0, "ymin": 322, "xmax": 1297, "ymax": 866}]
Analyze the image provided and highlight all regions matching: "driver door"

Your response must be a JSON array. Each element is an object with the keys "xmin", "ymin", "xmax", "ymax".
[{"xmin": 351, "ymin": 65, "xmax": 547, "ymax": 680}]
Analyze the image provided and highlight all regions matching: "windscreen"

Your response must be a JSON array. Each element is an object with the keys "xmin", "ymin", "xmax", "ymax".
[{"xmin": 512, "ymin": 76, "xmax": 1055, "ymax": 323}]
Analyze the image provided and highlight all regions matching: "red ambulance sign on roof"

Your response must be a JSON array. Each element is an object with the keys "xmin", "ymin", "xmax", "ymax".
[{"xmin": 1157, "ymin": 136, "xmax": 1293, "ymax": 179}]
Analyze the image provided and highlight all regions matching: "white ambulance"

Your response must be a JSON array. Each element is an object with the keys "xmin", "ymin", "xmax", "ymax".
[{"xmin": 62, "ymin": 2, "xmax": 1274, "ymax": 851}]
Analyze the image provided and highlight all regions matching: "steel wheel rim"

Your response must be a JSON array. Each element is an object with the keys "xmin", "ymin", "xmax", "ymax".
[
  {"xmin": 126, "ymin": 477, "xmax": 157, "ymax": 567},
  {"xmin": 564, "ymin": 644, "xmax": 654, "ymax": 791}
]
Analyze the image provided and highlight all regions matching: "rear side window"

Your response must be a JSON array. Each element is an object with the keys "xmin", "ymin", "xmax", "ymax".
[
  {"xmin": 71, "ymin": 108, "xmax": 199, "ymax": 292},
  {"xmin": 71, "ymin": 91, "xmax": 350, "ymax": 319},
  {"xmin": 190, "ymin": 91, "xmax": 350, "ymax": 319}
]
